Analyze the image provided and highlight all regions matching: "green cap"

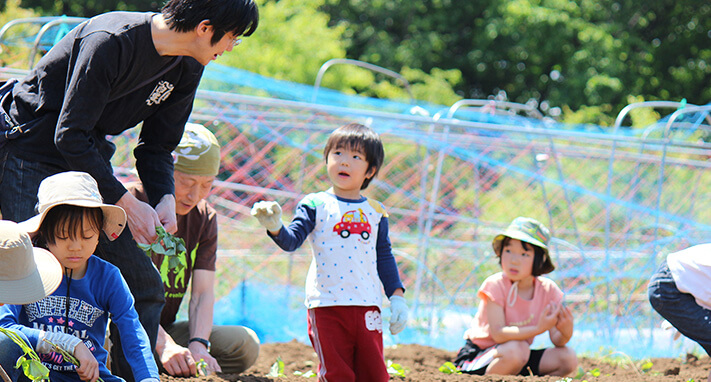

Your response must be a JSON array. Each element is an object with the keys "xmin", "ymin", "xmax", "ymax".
[
  {"xmin": 492, "ymin": 217, "xmax": 554, "ymax": 271},
  {"xmin": 173, "ymin": 123, "xmax": 221, "ymax": 176}
]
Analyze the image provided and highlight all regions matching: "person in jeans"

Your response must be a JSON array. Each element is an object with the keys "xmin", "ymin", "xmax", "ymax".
[
  {"xmin": 648, "ymin": 243, "xmax": 711, "ymax": 382},
  {"xmin": 0, "ymin": 0, "xmax": 258, "ymax": 380},
  {"xmin": 0, "ymin": 220, "xmax": 63, "ymax": 381}
]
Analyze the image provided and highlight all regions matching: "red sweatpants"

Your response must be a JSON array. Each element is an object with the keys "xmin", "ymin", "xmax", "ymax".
[{"xmin": 307, "ymin": 306, "xmax": 388, "ymax": 382}]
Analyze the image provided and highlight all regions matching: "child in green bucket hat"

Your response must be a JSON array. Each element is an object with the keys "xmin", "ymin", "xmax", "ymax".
[{"xmin": 453, "ymin": 217, "xmax": 577, "ymax": 377}]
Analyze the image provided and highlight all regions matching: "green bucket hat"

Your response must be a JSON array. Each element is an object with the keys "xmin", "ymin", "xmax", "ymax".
[
  {"xmin": 173, "ymin": 123, "xmax": 221, "ymax": 176},
  {"xmin": 492, "ymin": 217, "xmax": 554, "ymax": 272}
]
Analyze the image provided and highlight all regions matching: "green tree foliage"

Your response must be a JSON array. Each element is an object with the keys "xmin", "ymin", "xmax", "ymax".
[
  {"xmin": 218, "ymin": 0, "xmax": 348, "ymax": 86},
  {"xmin": 217, "ymin": 0, "xmax": 462, "ymax": 105},
  {"xmin": 321, "ymin": 0, "xmax": 711, "ymax": 117}
]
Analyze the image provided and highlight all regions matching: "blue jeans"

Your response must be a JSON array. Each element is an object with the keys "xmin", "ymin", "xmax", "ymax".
[
  {"xmin": 0, "ymin": 146, "xmax": 65, "ymax": 221},
  {"xmin": 0, "ymin": 148, "xmax": 164, "ymax": 381},
  {"xmin": 0, "ymin": 330, "xmax": 31, "ymax": 382},
  {"xmin": 648, "ymin": 261, "xmax": 711, "ymax": 355},
  {"xmin": 98, "ymin": 229, "xmax": 165, "ymax": 382}
]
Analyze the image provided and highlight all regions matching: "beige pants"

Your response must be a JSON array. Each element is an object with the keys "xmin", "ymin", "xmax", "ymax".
[{"xmin": 164, "ymin": 321, "xmax": 260, "ymax": 374}]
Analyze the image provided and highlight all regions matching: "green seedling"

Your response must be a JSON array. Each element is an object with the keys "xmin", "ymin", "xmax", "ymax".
[
  {"xmin": 0, "ymin": 328, "xmax": 49, "ymax": 381},
  {"xmin": 386, "ymin": 360, "xmax": 406, "ymax": 377},
  {"xmin": 266, "ymin": 357, "xmax": 285, "ymax": 378},
  {"xmin": 43, "ymin": 339, "xmax": 104, "ymax": 382},
  {"xmin": 137, "ymin": 226, "xmax": 188, "ymax": 274},
  {"xmin": 438, "ymin": 361, "xmax": 461, "ymax": 374},
  {"xmin": 196, "ymin": 358, "xmax": 209, "ymax": 377},
  {"xmin": 293, "ymin": 370, "xmax": 316, "ymax": 377}
]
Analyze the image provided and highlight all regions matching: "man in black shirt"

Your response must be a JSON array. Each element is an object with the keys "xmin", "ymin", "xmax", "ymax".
[{"xmin": 0, "ymin": 0, "xmax": 258, "ymax": 380}]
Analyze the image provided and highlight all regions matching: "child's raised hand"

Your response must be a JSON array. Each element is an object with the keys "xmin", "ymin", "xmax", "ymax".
[
  {"xmin": 74, "ymin": 342, "xmax": 100, "ymax": 382},
  {"xmin": 251, "ymin": 201, "xmax": 284, "ymax": 233},
  {"xmin": 537, "ymin": 303, "xmax": 559, "ymax": 333}
]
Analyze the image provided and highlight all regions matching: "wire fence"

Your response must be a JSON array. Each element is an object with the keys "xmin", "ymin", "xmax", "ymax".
[{"xmin": 2, "ymin": 55, "xmax": 711, "ymax": 356}]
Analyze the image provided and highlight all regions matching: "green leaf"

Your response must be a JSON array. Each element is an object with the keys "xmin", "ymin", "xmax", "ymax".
[
  {"xmin": 640, "ymin": 361, "xmax": 653, "ymax": 372},
  {"xmin": 590, "ymin": 368, "xmax": 601, "ymax": 377},
  {"xmin": 438, "ymin": 361, "xmax": 460, "ymax": 374},
  {"xmin": 294, "ymin": 370, "xmax": 316, "ymax": 377},
  {"xmin": 266, "ymin": 357, "xmax": 285, "ymax": 377},
  {"xmin": 150, "ymin": 242, "xmax": 167, "ymax": 255},
  {"xmin": 386, "ymin": 360, "xmax": 406, "ymax": 377},
  {"xmin": 22, "ymin": 359, "xmax": 49, "ymax": 381},
  {"xmin": 136, "ymin": 227, "xmax": 188, "ymax": 273}
]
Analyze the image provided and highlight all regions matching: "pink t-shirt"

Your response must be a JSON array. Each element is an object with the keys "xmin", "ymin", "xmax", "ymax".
[{"xmin": 464, "ymin": 272, "xmax": 564, "ymax": 349}]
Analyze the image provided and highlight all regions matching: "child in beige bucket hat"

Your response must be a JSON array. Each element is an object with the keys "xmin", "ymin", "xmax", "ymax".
[
  {"xmin": 454, "ymin": 217, "xmax": 577, "ymax": 377},
  {"xmin": 19, "ymin": 171, "xmax": 126, "ymax": 241},
  {"xmin": 0, "ymin": 171, "xmax": 159, "ymax": 382}
]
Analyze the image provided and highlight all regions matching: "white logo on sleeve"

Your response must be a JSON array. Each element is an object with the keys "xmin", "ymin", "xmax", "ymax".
[
  {"xmin": 146, "ymin": 80, "xmax": 174, "ymax": 106},
  {"xmin": 364, "ymin": 310, "xmax": 382, "ymax": 333}
]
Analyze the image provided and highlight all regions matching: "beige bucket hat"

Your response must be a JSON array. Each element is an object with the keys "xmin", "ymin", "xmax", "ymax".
[
  {"xmin": 0, "ymin": 220, "xmax": 62, "ymax": 304},
  {"xmin": 19, "ymin": 171, "xmax": 127, "ymax": 241},
  {"xmin": 492, "ymin": 217, "xmax": 554, "ymax": 271}
]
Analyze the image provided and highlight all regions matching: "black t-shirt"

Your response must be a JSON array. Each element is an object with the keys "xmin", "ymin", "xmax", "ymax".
[{"xmin": 5, "ymin": 12, "xmax": 204, "ymax": 205}]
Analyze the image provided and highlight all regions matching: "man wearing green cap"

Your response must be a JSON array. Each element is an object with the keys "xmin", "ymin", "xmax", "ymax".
[{"xmin": 114, "ymin": 123, "xmax": 260, "ymax": 377}]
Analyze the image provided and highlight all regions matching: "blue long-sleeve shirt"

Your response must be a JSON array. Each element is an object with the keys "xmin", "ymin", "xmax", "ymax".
[{"xmin": 0, "ymin": 256, "xmax": 158, "ymax": 381}]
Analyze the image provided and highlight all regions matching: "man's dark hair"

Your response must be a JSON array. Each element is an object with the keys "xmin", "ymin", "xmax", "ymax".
[
  {"xmin": 497, "ymin": 236, "xmax": 554, "ymax": 276},
  {"xmin": 36, "ymin": 205, "xmax": 103, "ymax": 247},
  {"xmin": 162, "ymin": 0, "xmax": 259, "ymax": 45},
  {"xmin": 323, "ymin": 123, "xmax": 385, "ymax": 190}
]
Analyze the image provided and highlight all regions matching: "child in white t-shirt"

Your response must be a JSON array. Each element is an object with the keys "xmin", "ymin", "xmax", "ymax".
[{"xmin": 455, "ymin": 217, "xmax": 577, "ymax": 376}]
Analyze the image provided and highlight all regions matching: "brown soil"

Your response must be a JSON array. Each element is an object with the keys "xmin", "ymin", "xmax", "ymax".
[{"xmin": 159, "ymin": 340, "xmax": 710, "ymax": 382}]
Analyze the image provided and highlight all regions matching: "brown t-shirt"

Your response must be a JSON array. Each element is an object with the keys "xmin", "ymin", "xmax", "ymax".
[{"xmin": 128, "ymin": 182, "xmax": 218, "ymax": 326}]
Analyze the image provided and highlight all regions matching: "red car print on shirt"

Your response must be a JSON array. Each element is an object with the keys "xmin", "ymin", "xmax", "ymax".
[{"xmin": 333, "ymin": 208, "xmax": 372, "ymax": 240}]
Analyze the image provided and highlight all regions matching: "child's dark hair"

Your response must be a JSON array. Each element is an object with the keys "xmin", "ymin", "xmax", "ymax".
[
  {"xmin": 162, "ymin": 0, "xmax": 259, "ymax": 45},
  {"xmin": 35, "ymin": 205, "xmax": 103, "ymax": 248},
  {"xmin": 497, "ymin": 236, "xmax": 555, "ymax": 276},
  {"xmin": 323, "ymin": 123, "xmax": 385, "ymax": 190}
]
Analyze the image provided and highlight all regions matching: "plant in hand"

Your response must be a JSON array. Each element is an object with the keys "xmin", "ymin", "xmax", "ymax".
[
  {"xmin": 43, "ymin": 339, "xmax": 104, "ymax": 382},
  {"xmin": 0, "ymin": 327, "xmax": 50, "ymax": 381},
  {"xmin": 196, "ymin": 358, "xmax": 209, "ymax": 377},
  {"xmin": 137, "ymin": 226, "xmax": 188, "ymax": 276}
]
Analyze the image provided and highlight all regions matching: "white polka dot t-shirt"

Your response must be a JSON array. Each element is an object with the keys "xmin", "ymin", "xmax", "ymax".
[{"xmin": 270, "ymin": 191, "xmax": 404, "ymax": 309}]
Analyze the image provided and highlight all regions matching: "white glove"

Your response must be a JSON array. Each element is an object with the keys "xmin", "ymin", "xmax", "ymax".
[
  {"xmin": 250, "ymin": 201, "xmax": 284, "ymax": 233},
  {"xmin": 37, "ymin": 331, "xmax": 82, "ymax": 354},
  {"xmin": 389, "ymin": 295, "xmax": 408, "ymax": 335}
]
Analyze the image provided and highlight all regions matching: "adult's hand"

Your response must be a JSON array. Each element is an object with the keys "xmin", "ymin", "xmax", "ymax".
[
  {"xmin": 155, "ymin": 194, "xmax": 177, "ymax": 234},
  {"xmin": 74, "ymin": 342, "xmax": 100, "ymax": 382},
  {"xmin": 188, "ymin": 341, "xmax": 221, "ymax": 375},
  {"xmin": 160, "ymin": 341, "xmax": 198, "ymax": 377},
  {"xmin": 116, "ymin": 191, "xmax": 162, "ymax": 245}
]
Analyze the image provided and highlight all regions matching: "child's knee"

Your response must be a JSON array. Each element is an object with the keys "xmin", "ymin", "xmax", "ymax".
[
  {"xmin": 558, "ymin": 346, "xmax": 578, "ymax": 374},
  {"xmin": 499, "ymin": 341, "xmax": 530, "ymax": 366}
]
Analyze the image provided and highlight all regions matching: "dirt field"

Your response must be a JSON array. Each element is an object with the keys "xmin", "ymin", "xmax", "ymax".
[{"xmin": 159, "ymin": 340, "xmax": 709, "ymax": 382}]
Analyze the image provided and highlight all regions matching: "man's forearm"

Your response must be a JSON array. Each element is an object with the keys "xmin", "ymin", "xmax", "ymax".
[{"xmin": 188, "ymin": 292, "xmax": 215, "ymax": 342}]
